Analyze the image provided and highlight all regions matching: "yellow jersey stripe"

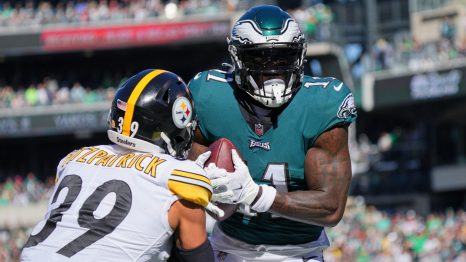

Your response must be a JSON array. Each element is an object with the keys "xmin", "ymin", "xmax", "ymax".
[
  {"xmin": 168, "ymin": 179, "xmax": 212, "ymax": 207},
  {"xmin": 171, "ymin": 169, "xmax": 211, "ymax": 186},
  {"xmin": 170, "ymin": 175, "xmax": 213, "ymax": 193},
  {"xmin": 122, "ymin": 69, "xmax": 167, "ymax": 136}
]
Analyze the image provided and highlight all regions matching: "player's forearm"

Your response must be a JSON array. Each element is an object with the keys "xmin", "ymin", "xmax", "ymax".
[
  {"xmin": 270, "ymin": 126, "xmax": 351, "ymax": 227},
  {"xmin": 268, "ymin": 154, "xmax": 351, "ymax": 227},
  {"xmin": 269, "ymin": 190, "xmax": 348, "ymax": 227},
  {"xmin": 269, "ymin": 153, "xmax": 351, "ymax": 227}
]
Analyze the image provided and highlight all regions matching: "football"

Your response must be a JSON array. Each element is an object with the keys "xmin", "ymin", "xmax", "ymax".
[
  {"xmin": 205, "ymin": 138, "xmax": 241, "ymax": 221},
  {"xmin": 205, "ymin": 138, "xmax": 243, "ymax": 172}
]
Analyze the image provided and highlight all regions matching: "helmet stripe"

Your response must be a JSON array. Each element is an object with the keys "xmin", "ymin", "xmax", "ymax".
[{"xmin": 122, "ymin": 69, "xmax": 166, "ymax": 136}]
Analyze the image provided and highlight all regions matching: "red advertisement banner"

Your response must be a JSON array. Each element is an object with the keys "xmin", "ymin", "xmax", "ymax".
[{"xmin": 41, "ymin": 20, "xmax": 230, "ymax": 51}]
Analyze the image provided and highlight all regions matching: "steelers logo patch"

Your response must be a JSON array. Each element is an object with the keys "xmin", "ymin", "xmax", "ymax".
[{"xmin": 172, "ymin": 96, "xmax": 193, "ymax": 128}]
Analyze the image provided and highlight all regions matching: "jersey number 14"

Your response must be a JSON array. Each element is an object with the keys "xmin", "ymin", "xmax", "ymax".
[{"xmin": 261, "ymin": 163, "xmax": 289, "ymax": 193}]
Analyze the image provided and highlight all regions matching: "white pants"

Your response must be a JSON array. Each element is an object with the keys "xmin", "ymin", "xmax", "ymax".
[{"xmin": 210, "ymin": 225, "xmax": 328, "ymax": 262}]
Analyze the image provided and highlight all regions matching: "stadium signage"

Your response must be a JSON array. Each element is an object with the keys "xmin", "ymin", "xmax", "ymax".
[
  {"xmin": 53, "ymin": 113, "xmax": 104, "ymax": 129},
  {"xmin": 410, "ymin": 70, "xmax": 461, "ymax": 100},
  {"xmin": 365, "ymin": 65, "xmax": 466, "ymax": 110},
  {"xmin": 40, "ymin": 20, "xmax": 230, "ymax": 51},
  {"xmin": 0, "ymin": 110, "xmax": 108, "ymax": 137}
]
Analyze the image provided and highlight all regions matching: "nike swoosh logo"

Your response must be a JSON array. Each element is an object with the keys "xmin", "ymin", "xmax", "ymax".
[{"xmin": 333, "ymin": 83, "xmax": 343, "ymax": 91}]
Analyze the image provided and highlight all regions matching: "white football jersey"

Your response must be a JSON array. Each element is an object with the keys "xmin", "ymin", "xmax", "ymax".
[{"xmin": 21, "ymin": 144, "xmax": 212, "ymax": 262}]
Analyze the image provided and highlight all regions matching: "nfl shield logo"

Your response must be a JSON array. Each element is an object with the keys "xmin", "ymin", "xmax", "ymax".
[{"xmin": 255, "ymin": 123, "xmax": 264, "ymax": 136}]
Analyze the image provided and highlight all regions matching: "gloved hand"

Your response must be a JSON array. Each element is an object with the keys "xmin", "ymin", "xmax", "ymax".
[
  {"xmin": 205, "ymin": 202, "xmax": 224, "ymax": 218},
  {"xmin": 204, "ymin": 150, "xmax": 277, "ymax": 212},
  {"xmin": 194, "ymin": 151, "xmax": 227, "ymax": 218},
  {"xmin": 202, "ymin": 164, "xmax": 234, "ymax": 202},
  {"xmin": 194, "ymin": 151, "xmax": 211, "ymax": 168},
  {"xmin": 195, "ymin": 151, "xmax": 233, "ymax": 201},
  {"xmin": 221, "ymin": 149, "xmax": 259, "ymax": 205}
]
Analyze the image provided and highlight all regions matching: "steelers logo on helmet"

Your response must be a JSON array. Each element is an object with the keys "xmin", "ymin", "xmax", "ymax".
[{"xmin": 172, "ymin": 96, "xmax": 193, "ymax": 128}]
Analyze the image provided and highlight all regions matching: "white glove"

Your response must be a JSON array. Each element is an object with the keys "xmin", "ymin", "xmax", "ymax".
[
  {"xmin": 194, "ymin": 151, "xmax": 234, "ymax": 201},
  {"xmin": 203, "ymin": 163, "xmax": 234, "ymax": 202},
  {"xmin": 225, "ymin": 149, "xmax": 260, "ymax": 205},
  {"xmin": 205, "ymin": 202, "xmax": 224, "ymax": 218},
  {"xmin": 194, "ymin": 151, "xmax": 227, "ymax": 217},
  {"xmin": 194, "ymin": 151, "xmax": 211, "ymax": 167},
  {"xmin": 206, "ymin": 150, "xmax": 277, "ymax": 212}
]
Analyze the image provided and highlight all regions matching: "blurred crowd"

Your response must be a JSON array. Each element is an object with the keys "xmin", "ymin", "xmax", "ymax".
[
  {"xmin": 325, "ymin": 197, "xmax": 466, "ymax": 262},
  {"xmin": 0, "ymin": 173, "xmax": 52, "ymax": 206},
  {"xmin": 367, "ymin": 17, "xmax": 466, "ymax": 73},
  {"xmin": 0, "ymin": 173, "xmax": 52, "ymax": 261},
  {"xmin": 290, "ymin": 4, "xmax": 336, "ymax": 42},
  {"xmin": 0, "ymin": 227, "xmax": 27, "ymax": 262},
  {"xmin": 0, "ymin": 77, "xmax": 116, "ymax": 109},
  {"xmin": 0, "ymin": 0, "xmax": 266, "ymax": 28},
  {"xmin": 0, "ymin": 0, "xmax": 337, "ymax": 43},
  {"xmin": 368, "ymin": 36, "xmax": 465, "ymax": 73}
]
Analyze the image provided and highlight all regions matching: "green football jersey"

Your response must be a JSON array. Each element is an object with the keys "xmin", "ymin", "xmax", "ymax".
[{"xmin": 188, "ymin": 69, "xmax": 357, "ymax": 245}]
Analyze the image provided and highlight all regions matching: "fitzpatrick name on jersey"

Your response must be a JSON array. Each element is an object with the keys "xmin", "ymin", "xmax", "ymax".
[
  {"xmin": 58, "ymin": 145, "xmax": 212, "ymax": 208},
  {"xmin": 60, "ymin": 146, "xmax": 166, "ymax": 178}
]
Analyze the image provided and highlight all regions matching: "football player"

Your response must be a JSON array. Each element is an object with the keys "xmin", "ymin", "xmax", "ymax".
[
  {"xmin": 188, "ymin": 5, "xmax": 357, "ymax": 262},
  {"xmin": 21, "ymin": 69, "xmax": 220, "ymax": 262}
]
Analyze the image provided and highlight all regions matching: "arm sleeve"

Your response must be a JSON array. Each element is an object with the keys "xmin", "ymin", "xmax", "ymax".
[{"xmin": 168, "ymin": 238, "xmax": 214, "ymax": 262}]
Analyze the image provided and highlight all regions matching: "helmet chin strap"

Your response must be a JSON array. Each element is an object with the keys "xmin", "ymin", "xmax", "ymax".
[
  {"xmin": 160, "ymin": 132, "xmax": 176, "ymax": 157},
  {"xmin": 160, "ymin": 132, "xmax": 189, "ymax": 159}
]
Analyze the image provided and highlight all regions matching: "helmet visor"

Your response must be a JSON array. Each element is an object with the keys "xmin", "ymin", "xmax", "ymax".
[{"xmin": 239, "ymin": 43, "xmax": 302, "ymax": 72}]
